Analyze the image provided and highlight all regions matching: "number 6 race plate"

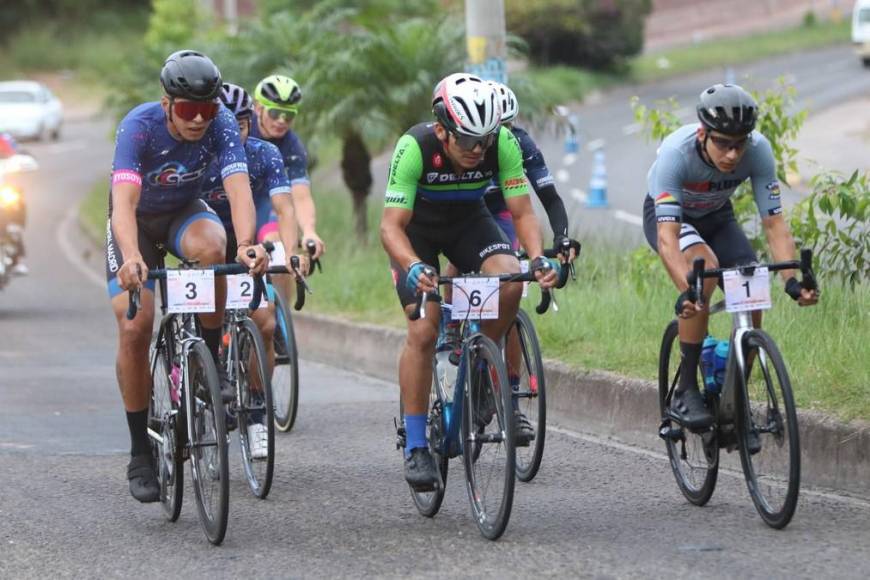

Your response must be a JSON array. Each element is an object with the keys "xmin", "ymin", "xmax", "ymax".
[
  {"xmin": 167, "ymin": 269, "xmax": 216, "ymax": 313},
  {"xmin": 226, "ymin": 274, "xmax": 267, "ymax": 309},
  {"xmin": 723, "ymin": 267, "xmax": 772, "ymax": 313},
  {"xmin": 452, "ymin": 277, "xmax": 499, "ymax": 320}
]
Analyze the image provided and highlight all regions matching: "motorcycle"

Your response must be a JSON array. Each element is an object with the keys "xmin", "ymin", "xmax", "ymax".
[{"xmin": 0, "ymin": 152, "xmax": 37, "ymax": 289}]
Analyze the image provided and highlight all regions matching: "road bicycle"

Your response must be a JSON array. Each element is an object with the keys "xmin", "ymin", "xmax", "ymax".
[{"xmin": 658, "ymin": 249, "xmax": 818, "ymax": 529}]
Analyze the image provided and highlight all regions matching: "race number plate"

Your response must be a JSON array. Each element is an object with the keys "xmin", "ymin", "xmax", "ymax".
[
  {"xmin": 167, "ymin": 269, "xmax": 215, "ymax": 313},
  {"xmin": 520, "ymin": 259, "xmax": 530, "ymax": 298},
  {"xmin": 723, "ymin": 267, "xmax": 772, "ymax": 313},
  {"xmin": 268, "ymin": 241, "xmax": 286, "ymax": 268},
  {"xmin": 226, "ymin": 274, "xmax": 267, "ymax": 310},
  {"xmin": 452, "ymin": 277, "xmax": 499, "ymax": 320}
]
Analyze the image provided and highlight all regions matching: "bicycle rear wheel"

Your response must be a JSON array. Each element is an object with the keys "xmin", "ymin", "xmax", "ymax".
[
  {"xmin": 186, "ymin": 340, "xmax": 229, "ymax": 545},
  {"xmin": 236, "ymin": 318, "xmax": 275, "ymax": 499},
  {"xmin": 462, "ymin": 334, "xmax": 515, "ymax": 540},
  {"xmin": 148, "ymin": 326, "xmax": 183, "ymax": 521},
  {"xmin": 512, "ymin": 309, "xmax": 546, "ymax": 483},
  {"xmin": 658, "ymin": 320, "xmax": 718, "ymax": 506},
  {"xmin": 399, "ymin": 370, "xmax": 449, "ymax": 517},
  {"xmin": 271, "ymin": 288, "xmax": 299, "ymax": 432},
  {"xmin": 737, "ymin": 329, "xmax": 800, "ymax": 529}
]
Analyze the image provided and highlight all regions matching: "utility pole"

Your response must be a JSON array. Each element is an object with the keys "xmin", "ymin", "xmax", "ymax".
[{"xmin": 464, "ymin": 0, "xmax": 507, "ymax": 83}]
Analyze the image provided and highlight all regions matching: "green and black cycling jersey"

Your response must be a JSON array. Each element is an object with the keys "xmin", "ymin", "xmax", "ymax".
[{"xmin": 384, "ymin": 122, "xmax": 530, "ymax": 213}]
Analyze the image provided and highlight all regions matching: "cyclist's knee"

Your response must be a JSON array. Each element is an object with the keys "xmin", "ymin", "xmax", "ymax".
[
  {"xmin": 406, "ymin": 317, "xmax": 438, "ymax": 351},
  {"xmin": 117, "ymin": 317, "xmax": 152, "ymax": 352},
  {"xmin": 181, "ymin": 224, "xmax": 226, "ymax": 265}
]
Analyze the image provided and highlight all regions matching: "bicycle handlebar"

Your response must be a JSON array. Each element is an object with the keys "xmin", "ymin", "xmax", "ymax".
[
  {"xmin": 304, "ymin": 239, "xmax": 322, "ymax": 274},
  {"xmin": 517, "ymin": 239, "xmax": 581, "ymax": 289},
  {"xmin": 686, "ymin": 248, "xmax": 819, "ymax": 310},
  {"xmin": 408, "ymin": 264, "xmax": 559, "ymax": 321}
]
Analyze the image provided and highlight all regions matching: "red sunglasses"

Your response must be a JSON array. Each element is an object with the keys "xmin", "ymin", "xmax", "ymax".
[{"xmin": 172, "ymin": 100, "xmax": 220, "ymax": 122}]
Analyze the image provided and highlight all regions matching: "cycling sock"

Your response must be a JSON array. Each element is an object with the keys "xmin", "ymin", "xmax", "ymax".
[
  {"xmin": 678, "ymin": 341, "xmax": 702, "ymax": 393},
  {"xmin": 126, "ymin": 409, "xmax": 150, "ymax": 457},
  {"xmin": 510, "ymin": 374, "xmax": 520, "ymax": 412},
  {"xmin": 404, "ymin": 414, "xmax": 428, "ymax": 457},
  {"xmin": 250, "ymin": 393, "xmax": 265, "ymax": 424},
  {"xmin": 201, "ymin": 326, "xmax": 222, "ymax": 364}
]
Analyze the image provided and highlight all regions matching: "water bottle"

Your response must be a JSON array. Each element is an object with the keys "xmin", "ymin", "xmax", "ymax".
[
  {"xmin": 435, "ymin": 350, "xmax": 458, "ymax": 402},
  {"xmin": 435, "ymin": 303, "xmax": 453, "ymax": 352},
  {"xmin": 713, "ymin": 340, "xmax": 730, "ymax": 390},
  {"xmin": 700, "ymin": 336, "xmax": 718, "ymax": 392}
]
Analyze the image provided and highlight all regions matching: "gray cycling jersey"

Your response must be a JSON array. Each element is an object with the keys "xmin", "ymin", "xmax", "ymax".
[{"xmin": 646, "ymin": 124, "xmax": 783, "ymax": 222}]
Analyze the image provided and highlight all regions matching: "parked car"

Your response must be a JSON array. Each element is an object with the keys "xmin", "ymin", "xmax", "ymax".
[
  {"xmin": 0, "ymin": 81, "xmax": 63, "ymax": 141},
  {"xmin": 853, "ymin": 0, "xmax": 870, "ymax": 67}
]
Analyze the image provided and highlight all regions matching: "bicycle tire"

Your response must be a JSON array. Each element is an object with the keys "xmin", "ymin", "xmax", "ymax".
[
  {"xmin": 271, "ymin": 288, "xmax": 299, "ymax": 432},
  {"xmin": 400, "ymin": 371, "xmax": 449, "ymax": 518},
  {"xmin": 462, "ymin": 334, "xmax": 515, "ymax": 540},
  {"xmin": 737, "ymin": 329, "xmax": 800, "ymax": 529},
  {"xmin": 512, "ymin": 309, "xmax": 546, "ymax": 483},
  {"xmin": 658, "ymin": 320, "xmax": 719, "ymax": 506},
  {"xmin": 186, "ymin": 339, "xmax": 230, "ymax": 545},
  {"xmin": 236, "ymin": 318, "xmax": 275, "ymax": 499},
  {"xmin": 148, "ymin": 324, "xmax": 183, "ymax": 522}
]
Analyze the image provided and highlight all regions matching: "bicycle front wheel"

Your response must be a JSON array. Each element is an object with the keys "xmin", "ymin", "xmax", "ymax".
[
  {"xmin": 149, "ymin": 327, "xmax": 183, "ymax": 522},
  {"xmin": 186, "ymin": 340, "xmax": 230, "ymax": 545},
  {"xmin": 512, "ymin": 309, "xmax": 546, "ymax": 483},
  {"xmin": 236, "ymin": 318, "xmax": 275, "ymax": 499},
  {"xmin": 737, "ymin": 329, "xmax": 800, "ymax": 529},
  {"xmin": 271, "ymin": 288, "xmax": 299, "ymax": 432},
  {"xmin": 658, "ymin": 320, "xmax": 718, "ymax": 506},
  {"xmin": 462, "ymin": 334, "xmax": 515, "ymax": 540}
]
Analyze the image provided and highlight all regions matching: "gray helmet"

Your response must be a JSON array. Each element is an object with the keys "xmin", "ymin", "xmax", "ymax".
[
  {"xmin": 696, "ymin": 83, "xmax": 757, "ymax": 136},
  {"xmin": 219, "ymin": 82, "xmax": 253, "ymax": 118},
  {"xmin": 160, "ymin": 50, "xmax": 222, "ymax": 101}
]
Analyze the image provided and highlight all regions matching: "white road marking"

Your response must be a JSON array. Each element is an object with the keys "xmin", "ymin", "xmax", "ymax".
[
  {"xmin": 613, "ymin": 209, "xmax": 644, "ymax": 227},
  {"xmin": 556, "ymin": 169, "xmax": 571, "ymax": 183},
  {"xmin": 622, "ymin": 123, "xmax": 642, "ymax": 136},
  {"xmin": 548, "ymin": 424, "xmax": 870, "ymax": 509},
  {"xmin": 586, "ymin": 138, "xmax": 605, "ymax": 151},
  {"xmin": 562, "ymin": 153, "xmax": 577, "ymax": 166},
  {"xmin": 58, "ymin": 206, "xmax": 104, "ymax": 289},
  {"xmin": 40, "ymin": 140, "xmax": 87, "ymax": 155},
  {"xmin": 571, "ymin": 188, "xmax": 587, "ymax": 203}
]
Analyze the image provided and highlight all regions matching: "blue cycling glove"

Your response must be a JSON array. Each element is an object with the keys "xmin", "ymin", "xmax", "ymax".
[
  {"xmin": 531, "ymin": 256, "xmax": 561, "ymax": 277},
  {"xmin": 405, "ymin": 261, "xmax": 432, "ymax": 292}
]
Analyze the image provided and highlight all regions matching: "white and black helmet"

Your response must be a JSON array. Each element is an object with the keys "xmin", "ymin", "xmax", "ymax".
[
  {"xmin": 432, "ymin": 73, "xmax": 501, "ymax": 136},
  {"xmin": 697, "ymin": 83, "xmax": 758, "ymax": 136},
  {"xmin": 487, "ymin": 81, "xmax": 519, "ymax": 123},
  {"xmin": 219, "ymin": 82, "xmax": 253, "ymax": 118}
]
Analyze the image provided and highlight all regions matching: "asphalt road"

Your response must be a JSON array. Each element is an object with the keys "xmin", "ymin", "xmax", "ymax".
[{"xmin": 2, "ymin": 47, "xmax": 869, "ymax": 577}]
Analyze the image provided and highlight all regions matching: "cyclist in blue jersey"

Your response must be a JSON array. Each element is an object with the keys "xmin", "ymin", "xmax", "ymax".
[
  {"xmin": 108, "ymin": 50, "xmax": 268, "ymax": 503},
  {"xmin": 251, "ymin": 75, "xmax": 324, "ymax": 257},
  {"xmin": 201, "ymin": 82, "xmax": 307, "ymax": 457},
  {"xmin": 643, "ymin": 83, "xmax": 818, "ymax": 429}
]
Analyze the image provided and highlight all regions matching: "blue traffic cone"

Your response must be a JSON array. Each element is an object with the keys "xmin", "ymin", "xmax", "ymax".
[
  {"xmin": 586, "ymin": 148, "xmax": 609, "ymax": 209},
  {"xmin": 564, "ymin": 131, "xmax": 578, "ymax": 154}
]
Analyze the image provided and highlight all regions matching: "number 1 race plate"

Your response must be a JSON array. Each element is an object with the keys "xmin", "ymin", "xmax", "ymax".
[
  {"xmin": 723, "ymin": 267, "xmax": 772, "ymax": 313},
  {"xmin": 452, "ymin": 277, "xmax": 499, "ymax": 320},
  {"xmin": 167, "ymin": 269, "xmax": 216, "ymax": 313},
  {"xmin": 226, "ymin": 274, "xmax": 267, "ymax": 310}
]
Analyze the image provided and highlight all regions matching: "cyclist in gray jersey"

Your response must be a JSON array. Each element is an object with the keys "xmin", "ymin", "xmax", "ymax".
[{"xmin": 642, "ymin": 84, "xmax": 818, "ymax": 429}]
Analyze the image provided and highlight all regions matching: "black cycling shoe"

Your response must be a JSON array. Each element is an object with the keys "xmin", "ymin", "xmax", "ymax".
[
  {"xmin": 513, "ymin": 410, "xmax": 535, "ymax": 447},
  {"xmin": 217, "ymin": 367, "xmax": 234, "ymax": 403},
  {"xmin": 127, "ymin": 454, "xmax": 160, "ymax": 503},
  {"xmin": 404, "ymin": 447, "xmax": 439, "ymax": 492},
  {"xmin": 746, "ymin": 429, "xmax": 762, "ymax": 455},
  {"xmin": 225, "ymin": 407, "xmax": 238, "ymax": 432},
  {"xmin": 471, "ymin": 375, "xmax": 496, "ymax": 430},
  {"xmin": 668, "ymin": 388, "xmax": 714, "ymax": 430}
]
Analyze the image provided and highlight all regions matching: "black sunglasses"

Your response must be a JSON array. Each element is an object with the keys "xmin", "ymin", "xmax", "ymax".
[
  {"xmin": 451, "ymin": 130, "xmax": 497, "ymax": 152},
  {"xmin": 710, "ymin": 134, "xmax": 749, "ymax": 151}
]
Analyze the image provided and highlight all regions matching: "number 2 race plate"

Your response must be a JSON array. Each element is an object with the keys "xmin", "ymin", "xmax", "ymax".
[
  {"xmin": 226, "ymin": 274, "xmax": 268, "ymax": 310},
  {"xmin": 723, "ymin": 267, "xmax": 772, "ymax": 313},
  {"xmin": 167, "ymin": 269, "xmax": 216, "ymax": 313},
  {"xmin": 452, "ymin": 277, "xmax": 500, "ymax": 320}
]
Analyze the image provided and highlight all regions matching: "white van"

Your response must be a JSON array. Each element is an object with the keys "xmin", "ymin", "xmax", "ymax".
[{"xmin": 853, "ymin": 0, "xmax": 870, "ymax": 66}]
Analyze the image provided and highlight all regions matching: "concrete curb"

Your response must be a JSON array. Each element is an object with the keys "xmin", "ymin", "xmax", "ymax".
[{"xmin": 293, "ymin": 311, "xmax": 870, "ymax": 499}]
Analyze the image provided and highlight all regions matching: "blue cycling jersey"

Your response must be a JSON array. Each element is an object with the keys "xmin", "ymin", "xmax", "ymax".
[
  {"xmin": 484, "ymin": 125, "xmax": 555, "ymax": 215},
  {"xmin": 646, "ymin": 124, "xmax": 782, "ymax": 222},
  {"xmin": 249, "ymin": 121, "xmax": 310, "ymax": 187},
  {"xmin": 111, "ymin": 102, "xmax": 248, "ymax": 214},
  {"xmin": 200, "ymin": 136, "xmax": 291, "ymax": 228}
]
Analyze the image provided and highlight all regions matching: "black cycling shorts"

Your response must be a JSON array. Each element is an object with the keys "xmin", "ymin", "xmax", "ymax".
[
  {"xmin": 391, "ymin": 199, "xmax": 515, "ymax": 308},
  {"xmin": 106, "ymin": 198, "xmax": 223, "ymax": 297},
  {"xmin": 642, "ymin": 195, "xmax": 757, "ymax": 269}
]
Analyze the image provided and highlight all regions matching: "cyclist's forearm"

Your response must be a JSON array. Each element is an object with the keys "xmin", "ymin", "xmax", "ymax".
[
  {"xmin": 111, "ymin": 187, "xmax": 141, "ymax": 260},
  {"xmin": 657, "ymin": 225, "xmax": 690, "ymax": 291},
  {"xmin": 292, "ymin": 184, "xmax": 317, "ymax": 237},
  {"xmin": 277, "ymin": 204, "xmax": 298, "ymax": 253},
  {"xmin": 514, "ymin": 211, "xmax": 544, "ymax": 258},
  {"xmin": 380, "ymin": 215, "xmax": 417, "ymax": 269},
  {"xmin": 763, "ymin": 215, "xmax": 798, "ymax": 281},
  {"xmin": 536, "ymin": 183, "xmax": 569, "ymax": 239}
]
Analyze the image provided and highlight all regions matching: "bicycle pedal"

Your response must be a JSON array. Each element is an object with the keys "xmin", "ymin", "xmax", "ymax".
[
  {"xmin": 658, "ymin": 420, "xmax": 684, "ymax": 441},
  {"xmin": 394, "ymin": 418, "xmax": 406, "ymax": 450}
]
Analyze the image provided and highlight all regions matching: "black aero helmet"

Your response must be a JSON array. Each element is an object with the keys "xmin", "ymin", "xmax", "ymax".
[
  {"xmin": 696, "ymin": 83, "xmax": 758, "ymax": 136},
  {"xmin": 160, "ymin": 50, "xmax": 222, "ymax": 101}
]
